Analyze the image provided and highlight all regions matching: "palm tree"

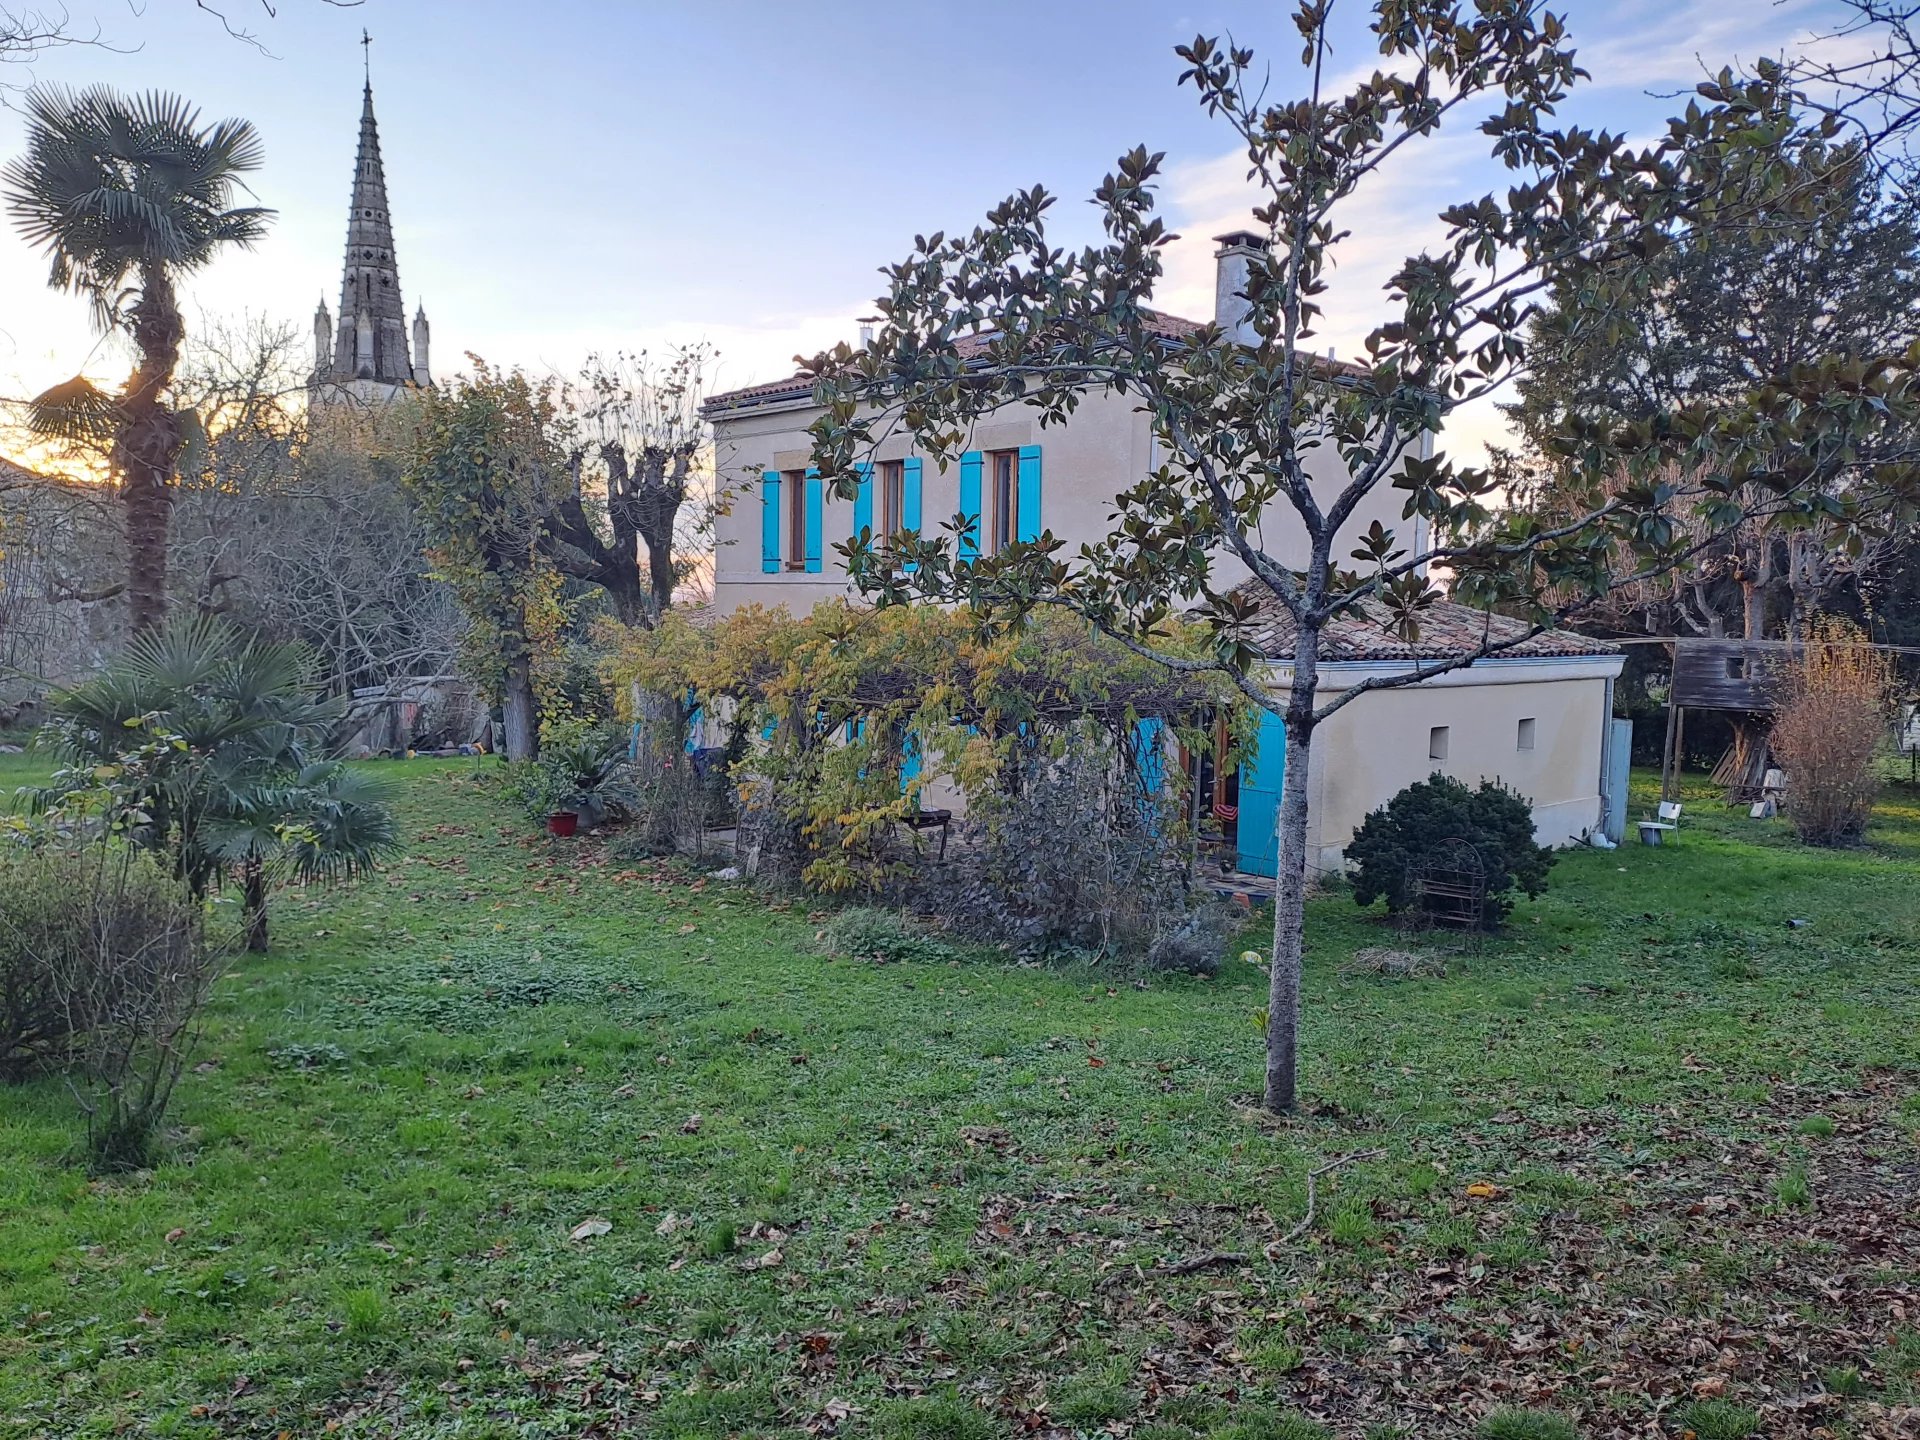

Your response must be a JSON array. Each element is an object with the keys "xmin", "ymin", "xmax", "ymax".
[
  {"xmin": 39, "ymin": 617, "xmax": 400, "ymax": 951},
  {"xmin": 206, "ymin": 762, "xmax": 399, "ymax": 952},
  {"xmin": 2, "ymin": 86, "xmax": 271, "ymax": 632}
]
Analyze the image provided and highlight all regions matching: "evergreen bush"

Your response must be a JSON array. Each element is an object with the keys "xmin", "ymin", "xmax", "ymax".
[{"xmin": 1345, "ymin": 773, "xmax": 1553, "ymax": 930}]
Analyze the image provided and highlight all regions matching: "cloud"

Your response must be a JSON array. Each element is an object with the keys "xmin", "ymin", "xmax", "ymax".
[
  {"xmin": 1571, "ymin": 0, "xmax": 1843, "ymax": 92},
  {"xmin": 1156, "ymin": 126, "xmax": 1482, "ymax": 360}
]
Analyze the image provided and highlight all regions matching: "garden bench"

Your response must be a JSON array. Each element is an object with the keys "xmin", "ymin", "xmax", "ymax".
[{"xmin": 898, "ymin": 807, "xmax": 953, "ymax": 860}]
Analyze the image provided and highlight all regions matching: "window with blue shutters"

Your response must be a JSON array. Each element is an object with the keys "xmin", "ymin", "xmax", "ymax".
[{"xmin": 988, "ymin": 449, "xmax": 1018, "ymax": 553}]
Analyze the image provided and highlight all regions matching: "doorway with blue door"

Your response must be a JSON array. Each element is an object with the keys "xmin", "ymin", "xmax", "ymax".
[{"xmin": 1234, "ymin": 709, "xmax": 1288, "ymax": 877}]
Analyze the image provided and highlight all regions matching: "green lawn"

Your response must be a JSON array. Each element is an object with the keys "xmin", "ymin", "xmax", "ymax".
[{"xmin": 2, "ymin": 762, "xmax": 1916, "ymax": 1440}]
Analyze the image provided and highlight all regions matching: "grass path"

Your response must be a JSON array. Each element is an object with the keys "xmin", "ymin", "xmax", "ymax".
[{"xmin": 1, "ymin": 761, "xmax": 1916, "ymax": 1439}]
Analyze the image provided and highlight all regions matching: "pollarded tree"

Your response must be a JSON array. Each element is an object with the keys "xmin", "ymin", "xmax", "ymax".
[
  {"xmin": 546, "ymin": 348, "xmax": 718, "ymax": 627},
  {"xmin": 805, "ymin": 5, "xmax": 1920, "ymax": 1112},
  {"xmin": 2, "ymin": 85, "xmax": 271, "ymax": 633}
]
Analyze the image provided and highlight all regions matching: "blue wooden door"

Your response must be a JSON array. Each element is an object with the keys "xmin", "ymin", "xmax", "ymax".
[{"xmin": 1235, "ymin": 710, "xmax": 1288, "ymax": 877}]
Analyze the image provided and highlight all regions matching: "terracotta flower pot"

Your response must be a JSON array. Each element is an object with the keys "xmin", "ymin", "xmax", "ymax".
[{"xmin": 547, "ymin": 810, "xmax": 579, "ymax": 838}]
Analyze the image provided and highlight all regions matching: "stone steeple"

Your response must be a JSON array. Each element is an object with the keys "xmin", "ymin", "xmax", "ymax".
[{"xmin": 313, "ymin": 69, "xmax": 428, "ymax": 403}]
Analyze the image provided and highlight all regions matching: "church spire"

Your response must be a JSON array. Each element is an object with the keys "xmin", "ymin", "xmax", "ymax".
[{"xmin": 322, "ymin": 56, "xmax": 415, "ymax": 393}]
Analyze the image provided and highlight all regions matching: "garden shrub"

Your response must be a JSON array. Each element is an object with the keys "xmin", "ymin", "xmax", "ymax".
[
  {"xmin": 820, "ymin": 907, "xmax": 966, "ymax": 966},
  {"xmin": 1769, "ymin": 617, "xmax": 1892, "ymax": 846},
  {"xmin": 1345, "ymin": 773, "xmax": 1553, "ymax": 930},
  {"xmin": 0, "ymin": 844, "xmax": 222, "ymax": 1170},
  {"xmin": 926, "ymin": 744, "xmax": 1228, "ymax": 971},
  {"xmin": 494, "ymin": 718, "xmax": 638, "ymax": 826}
]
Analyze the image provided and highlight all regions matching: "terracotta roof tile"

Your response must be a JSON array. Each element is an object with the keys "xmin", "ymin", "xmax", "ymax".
[
  {"xmin": 1232, "ymin": 583, "xmax": 1619, "ymax": 662},
  {"xmin": 702, "ymin": 309, "xmax": 1365, "ymax": 414}
]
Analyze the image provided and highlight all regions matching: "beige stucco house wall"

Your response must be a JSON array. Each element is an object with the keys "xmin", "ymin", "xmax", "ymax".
[
  {"xmin": 706, "ymin": 374, "xmax": 1429, "ymax": 614},
  {"xmin": 1289, "ymin": 654, "xmax": 1623, "ymax": 873}
]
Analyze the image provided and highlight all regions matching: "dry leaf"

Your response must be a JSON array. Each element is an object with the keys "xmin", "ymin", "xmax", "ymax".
[
  {"xmin": 1464, "ymin": 1182, "xmax": 1503, "ymax": 1199},
  {"xmin": 568, "ymin": 1217, "xmax": 612, "ymax": 1241}
]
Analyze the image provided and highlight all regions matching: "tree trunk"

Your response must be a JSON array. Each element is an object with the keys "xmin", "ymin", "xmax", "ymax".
[
  {"xmin": 501, "ymin": 642, "xmax": 539, "ymax": 762},
  {"xmin": 117, "ymin": 265, "xmax": 187, "ymax": 634},
  {"xmin": 643, "ymin": 529, "xmax": 674, "ymax": 620},
  {"xmin": 243, "ymin": 858, "xmax": 269, "ymax": 953},
  {"xmin": 1264, "ymin": 630, "xmax": 1322, "ymax": 1114}
]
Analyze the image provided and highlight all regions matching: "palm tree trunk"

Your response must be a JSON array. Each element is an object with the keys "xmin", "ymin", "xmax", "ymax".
[
  {"xmin": 116, "ymin": 264, "xmax": 186, "ymax": 634},
  {"xmin": 243, "ymin": 857, "xmax": 270, "ymax": 953}
]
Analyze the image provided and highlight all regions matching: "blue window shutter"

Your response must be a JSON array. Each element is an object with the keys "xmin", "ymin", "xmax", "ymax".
[
  {"xmin": 902, "ymin": 458, "xmax": 924, "ymax": 573},
  {"xmin": 804, "ymin": 467, "xmax": 824, "ymax": 573},
  {"xmin": 852, "ymin": 462, "xmax": 873, "ymax": 540},
  {"xmin": 760, "ymin": 471, "xmax": 781, "ymax": 573},
  {"xmin": 958, "ymin": 451, "xmax": 983, "ymax": 561},
  {"xmin": 1017, "ymin": 444, "xmax": 1042, "ymax": 543},
  {"xmin": 900, "ymin": 731, "xmax": 922, "ymax": 796},
  {"xmin": 1134, "ymin": 717, "xmax": 1166, "ymax": 793},
  {"xmin": 902, "ymin": 458, "xmax": 923, "ymax": 533}
]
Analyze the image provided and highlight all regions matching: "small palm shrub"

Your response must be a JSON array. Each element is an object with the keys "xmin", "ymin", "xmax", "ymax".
[
  {"xmin": 1346, "ymin": 773, "xmax": 1554, "ymax": 930},
  {"xmin": 33, "ymin": 617, "xmax": 398, "ymax": 950},
  {"xmin": 496, "ymin": 720, "xmax": 644, "ymax": 829}
]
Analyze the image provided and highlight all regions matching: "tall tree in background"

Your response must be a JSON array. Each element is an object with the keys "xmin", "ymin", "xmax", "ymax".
[
  {"xmin": 1506, "ymin": 143, "xmax": 1920, "ymax": 641},
  {"xmin": 404, "ymin": 364, "xmax": 565, "ymax": 762},
  {"xmin": 167, "ymin": 320, "xmax": 462, "ymax": 698},
  {"xmin": 546, "ymin": 348, "xmax": 717, "ymax": 627},
  {"xmin": 2, "ymin": 85, "xmax": 270, "ymax": 632},
  {"xmin": 807, "ymin": 6, "xmax": 1920, "ymax": 1112}
]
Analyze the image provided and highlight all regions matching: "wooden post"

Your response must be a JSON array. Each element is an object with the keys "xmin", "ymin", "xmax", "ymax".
[{"xmin": 1660, "ymin": 702, "xmax": 1681, "ymax": 804}]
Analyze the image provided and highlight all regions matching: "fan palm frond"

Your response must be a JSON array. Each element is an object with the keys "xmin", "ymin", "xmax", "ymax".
[
  {"xmin": 25, "ymin": 374, "xmax": 120, "ymax": 444},
  {"xmin": 1, "ymin": 83, "xmax": 273, "ymax": 329}
]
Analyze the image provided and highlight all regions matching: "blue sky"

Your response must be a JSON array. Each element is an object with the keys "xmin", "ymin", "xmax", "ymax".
[{"xmin": 0, "ymin": 0, "xmax": 1875, "ymax": 462}]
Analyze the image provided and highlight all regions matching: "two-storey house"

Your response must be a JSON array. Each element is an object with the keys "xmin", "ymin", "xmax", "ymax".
[{"xmin": 701, "ymin": 235, "xmax": 1626, "ymax": 875}]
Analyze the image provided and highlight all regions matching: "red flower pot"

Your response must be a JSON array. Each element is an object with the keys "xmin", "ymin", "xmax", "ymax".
[{"xmin": 546, "ymin": 810, "xmax": 579, "ymax": 838}]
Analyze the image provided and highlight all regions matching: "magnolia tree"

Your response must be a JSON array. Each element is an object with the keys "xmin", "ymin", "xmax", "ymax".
[{"xmin": 804, "ymin": 3, "xmax": 1920, "ymax": 1112}]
